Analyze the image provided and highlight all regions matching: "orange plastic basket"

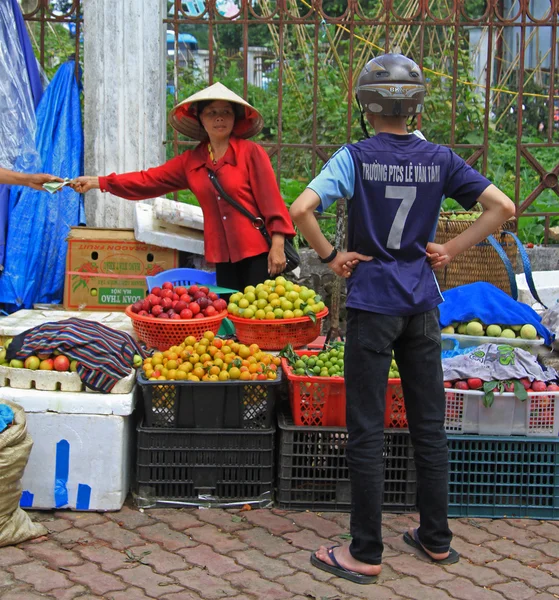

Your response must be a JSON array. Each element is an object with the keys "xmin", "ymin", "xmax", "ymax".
[
  {"xmin": 125, "ymin": 306, "xmax": 228, "ymax": 350},
  {"xmin": 228, "ymin": 308, "xmax": 329, "ymax": 350}
]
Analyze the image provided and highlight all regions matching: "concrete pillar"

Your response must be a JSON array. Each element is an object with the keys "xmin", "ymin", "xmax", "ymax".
[{"xmin": 83, "ymin": 0, "xmax": 167, "ymax": 228}]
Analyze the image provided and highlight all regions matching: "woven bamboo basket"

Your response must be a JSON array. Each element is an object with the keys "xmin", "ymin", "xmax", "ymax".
[{"xmin": 434, "ymin": 212, "xmax": 518, "ymax": 294}]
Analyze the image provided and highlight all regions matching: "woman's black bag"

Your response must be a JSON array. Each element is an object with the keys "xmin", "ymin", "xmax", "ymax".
[{"xmin": 206, "ymin": 168, "xmax": 300, "ymax": 273}]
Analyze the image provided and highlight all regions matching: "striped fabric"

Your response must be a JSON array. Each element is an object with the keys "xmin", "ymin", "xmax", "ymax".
[{"xmin": 8, "ymin": 318, "xmax": 146, "ymax": 393}]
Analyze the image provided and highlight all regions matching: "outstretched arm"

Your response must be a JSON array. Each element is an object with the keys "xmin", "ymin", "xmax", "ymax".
[{"xmin": 0, "ymin": 168, "xmax": 63, "ymax": 190}]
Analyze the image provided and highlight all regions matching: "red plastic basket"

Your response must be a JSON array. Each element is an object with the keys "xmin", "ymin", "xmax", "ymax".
[
  {"xmin": 125, "ymin": 306, "xmax": 228, "ymax": 350},
  {"xmin": 282, "ymin": 351, "xmax": 404, "ymax": 428},
  {"xmin": 228, "ymin": 308, "xmax": 329, "ymax": 350},
  {"xmin": 281, "ymin": 351, "xmax": 345, "ymax": 426}
]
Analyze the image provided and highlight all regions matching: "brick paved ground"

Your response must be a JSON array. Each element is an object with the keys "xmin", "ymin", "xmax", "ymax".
[{"xmin": 1, "ymin": 503, "xmax": 558, "ymax": 600}]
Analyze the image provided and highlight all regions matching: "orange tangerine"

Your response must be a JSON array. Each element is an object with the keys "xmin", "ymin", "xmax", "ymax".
[
  {"xmin": 193, "ymin": 367, "xmax": 205, "ymax": 379},
  {"xmin": 218, "ymin": 370, "xmax": 229, "ymax": 381},
  {"xmin": 185, "ymin": 336, "xmax": 197, "ymax": 346},
  {"xmin": 209, "ymin": 365, "xmax": 220, "ymax": 376},
  {"xmin": 240, "ymin": 371, "xmax": 251, "ymax": 380},
  {"xmin": 188, "ymin": 374, "xmax": 200, "ymax": 381},
  {"xmin": 229, "ymin": 366, "xmax": 241, "ymax": 380},
  {"xmin": 203, "ymin": 331, "xmax": 215, "ymax": 342}
]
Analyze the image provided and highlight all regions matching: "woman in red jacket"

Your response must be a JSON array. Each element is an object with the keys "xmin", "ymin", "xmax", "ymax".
[{"xmin": 71, "ymin": 83, "xmax": 295, "ymax": 291}]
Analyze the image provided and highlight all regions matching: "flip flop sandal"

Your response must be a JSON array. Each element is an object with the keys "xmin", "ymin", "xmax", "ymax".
[
  {"xmin": 310, "ymin": 545, "xmax": 378, "ymax": 585},
  {"xmin": 403, "ymin": 530, "xmax": 460, "ymax": 565}
]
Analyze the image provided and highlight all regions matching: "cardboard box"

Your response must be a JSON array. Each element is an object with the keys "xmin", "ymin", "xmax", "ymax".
[{"xmin": 64, "ymin": 227, "xmax": 178, "ymax": 311}]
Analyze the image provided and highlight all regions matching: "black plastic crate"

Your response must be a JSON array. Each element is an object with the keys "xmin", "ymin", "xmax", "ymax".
[
  {"xmin": 448, "ymin": 435, "xmax": 559, "ymax": 520},
  {"xmin": 277, "ymin": 411, "xmax": 417, "ymax": 512},
  {"xmin": 137, "ymin": 370, "xmax": 281, "ymax": 429},
  {"xmin": 135, "ymin": 420, "xmax": 275, "ymax": 506}
]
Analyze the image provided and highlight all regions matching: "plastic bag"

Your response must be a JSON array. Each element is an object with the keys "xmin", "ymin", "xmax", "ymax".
[
  {"xmin": 0, "ymin": 400, "xmax": 47, "ymax": 547},
  {"xmin": 442, "ymin": 343, "xmax": 558, "ymax": 383}
]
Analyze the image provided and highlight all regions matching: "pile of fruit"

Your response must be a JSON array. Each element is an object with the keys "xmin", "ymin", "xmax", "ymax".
[
  {"xmin": 445, "ymin": 378, "xmax": 559, "ymax": 392},
  {"xmin": 129, "ymin": 282, "xmax": 227, "ymax": 320},
  {"xmin": 440, "ymin": 212, "xmax": 481, "ymax": 222},
  {"xmin": 441, "ymin": 321, "xmax": 540, "ymax": 340},
  {"xmin": 281, "ymin": 343, "xmax": 344, "ymax": 378},
  {"xmin": 389, "ymin": 353, "xmax": 400, "ymax": 379},
  {"xmin": 227, "ymin": 276, "xmax": 325, "ymax": 320},
  {"xmin": 141, "ymin": 331, "xmax": 280, "ymax": 381}
]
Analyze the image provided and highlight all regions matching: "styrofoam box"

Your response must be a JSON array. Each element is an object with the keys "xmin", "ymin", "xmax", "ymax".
[
  {"xmin": 516, "ymin": 270, "xmax": 559, "ymax": 308},
  {"xmin": 0, "ymin": 309, "xmax": 137, "ymax": 345},
  {"xmin": 0, "ymin": 365, "xmax": 135, "ymax": 393},
  {"xmin": 445, "ymin": 387, "xmax": 558, "ymax": 436},
  {"xmin": 1, "ymin": 386, "xmax": 137, "ymax": 511},
  {"xmin": 442, "ymin": 333, "xmax": 545, "ymax": 354}
]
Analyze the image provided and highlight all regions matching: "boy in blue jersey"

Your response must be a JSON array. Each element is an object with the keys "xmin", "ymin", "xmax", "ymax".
[{"xmin": 290, "ymin": 54, "xmax": 514, "ymax": 585}]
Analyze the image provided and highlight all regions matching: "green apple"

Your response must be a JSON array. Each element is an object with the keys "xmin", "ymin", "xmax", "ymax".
[
  {"xmin": 24, "ymin": 356, "xmax": 40, "ymax": 370},
  {"xmin": 133, "ymin": 354, "xmax": 143, "ymax": 368},
  {"xmin": 520, "ymin": 324, "xmax": 537, "ymax": 340},
  {"xmin": 70, "ymin": 360, "xmax": 78, "ymax": 372},
  {"xmin": 466, "ymin": 321, "xmax": 484, "ymax": 336},
  {"xmin": 441, "ymin": 326, "xmax": 455, "ymax": 334},
  {"xmin": 486, "ymin": 324, "xmax": 502, "ymax": 337},
  {"xmin": 9, "ymin": 359, "xmax": 24, "ymax": 369},
  {"xmin": 501, "ymin": 328, "xmax": 516, "ymax": 339}
]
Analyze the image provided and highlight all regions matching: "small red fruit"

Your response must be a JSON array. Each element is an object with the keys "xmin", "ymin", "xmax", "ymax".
[
  {"xmin": 175, "ymin": 301, "xmax": 188, "ymax": 313},
  {"xmin": 208, "ymin": 292, "xmax": 218, "ymax": 301},
  {"xmin": 157, "ymin": 312, "xmax": 170, "ymax": 319},
  {"xmin": 467, "ymin": 378, "xmax": 483, "ymax": 390},
  {"xmin": 161, "ymin": 289, "xmax": 174, "ymax": 300},
  {"xmin": 151, "ymin": 287, "xmax": 162, "ymax": 296},
  {"xmin": 54, "ymin": 355, "xmax": 70, "ymax": 372},
  {"xmin": 179, "ymin": 293, "xmax": 191, "ymax": 304},
  {"xmin": 174, "ymin": 286, "xmax": 187, "ymax": 296},
  {"xmin": 171, "ymin": 300, "xmax": 179, "ymax": 309},
  {"xmin": 39, "ymin": 358, "xmax": 54, "ymax": 371},
  {"xmin": 147, "ymin": 294, "xmax": 160, "ymax": 306},
  {"xmin": 199, "ymin": 286, "xmax": 210, "ymax": 295},
  {"xmin": 531, "ymin": 381, "xmax": 547, "ymax": 392},
  {"xmin": 188, "ymin": 285, "xmax": 199, "ymax": 295},
  {"xmin": 189, "ymin": 302, "xmax": 201, "ymax": 315},
  {"xmin": 455, "ymin": 381, "xmax": 469, "ymax": 390},
  {"xmin": 180, "ymin": 308, "xmax": 193, "ymax": 319},
  {"xmin": 160, "ymin": 297, "xmax": 173, "ymax": 310},
  {"xmin": 204, "ymin": 305, "xmax": 217, "ymax": 317},
  {"xmin": 520, "ymin": 377, "xmax": 532, "ymax": 390},
  {"xmin": 151, "ymin": 305, "xmax": 163, "ymax": 317},
  {"xmin": 443, "ymin": 381, "xmax": 452, "ymax": 388},
  {"xmin": 503, "ymin": 382, "xmax": 514, "ymax": 392},
  {"xmin": 172, "ymin": 293, "xmax": 180, "ymax": 302},
  {"xmin": 138, "ymin": 310, "xmax": 148, "ymax": 317},
  {"xmin": 546, "ymin": 383, "xmax": 559, "ymax": 391},
  {"xmin": 162, "ymin": 282, "xmax": 174, "ymax": 290},
  {"xmin": 141, "ymin": 299, "xmax": 150, "ymax": 312},
  {"xmin": 194, "ymin": 312, "xmax": 205, "ymax": 319},
  {"xmin": 170, "ymin": 313, "xmax": 181, "ymax": 319}
]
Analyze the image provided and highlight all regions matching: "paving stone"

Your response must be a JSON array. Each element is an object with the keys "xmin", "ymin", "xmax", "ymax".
[
  {"xmin": 86, "ymin": 521, "xmax": 145, "ymax": 550},
  {"xmin": 288, "ymin": 511, "xmax": 346, "ymax": 538},
  {"xmin": 65, "ymin": 562, "xmax": 127, "ymax": 595},
  {"xmin": 147, "ymin": 508, "xmax": 204, "ymax": 532},
  {"xmin": 529, "ymin": 594, "xmax": 559, "ymax": 600},
  {"xmin": 24, "ymin": 540, "xmax": 83, "ymax": 568},
  {"xmin": 230, "ymin": 548, "xmax": 295, "ymax": 579},
  {"xmin": 0, "ymin": 547, "xmax": 31, "ymax": 567},
  {"xmin": 241, "ymin": 509, "xmax": 299, "ymax": 535},
  {"xmin": 439, "ymin": 577, "xmax": 507, "ymax": 600},
  {"xmin": 481, "ymin": 522, "xmax": 547, "ymax": 547},
  {"xmin": 237, "ymin": 527, "xmax": 298, "ymax": 557},
  {"xmin": 485, "ymin": 539, "xmax": 556, "ymax": 565},
  {"xmin": 384, "ymin": 575, "xmax": 457, "ymax": 600},
  {"xmin": 188, "ymin": 523, "xmax": 248, "ymax": 552},
  {"xmin": 0, "ymin": 570, "xmax": 14, "ymax": 587},
  {"xmin": 76, "ymin": 544, "xmax": 130, "ymax": 571},
  {"xmin": 194, "ymin": 508, "xmax": 250, "ymax": 533},
  {"xmin": 451, "ymin": 519, "xmax": 500, "ymax": 545},
  {"xmin": 107, "ymin": 587, "xmax": 160, "ymax": 600},
  {"xmin": 178, "ymin": 544, "xmax": 243, "ymax": 576},
  {"xmin": 126, "ymin": 543, "xmax": 188, "ymax": 573},
  {"xmin": 56, "ymin": 512, "xmax": 108, "ymax": 528},
  {"xmin": 444, "ymin": 561, "xmax": 507, "ymax": 586},
  {"xmin": 43, "ymin": 518, "xmax": 73, "ymax": 533},
  {"xmin": 169, "ymin": 567, "xmax": 239, "ymax": 599},
  {"xmin": 276, "ymin": 571, "xmax": 349, "ymax": 599},
  {"xmin": 0, "ymin": 586, "xmax": 55, "ymax": 600},
  {"xmin": 225, "ymin": 570, "xmax": 295, "ymax": 599},
  {"xmin": 106, "ymin": 505, "xmax": 156, "ymax": 529},
  {"xmin": 136, "ymin": 522, "xmax": 197, "ymax": 551},
  {"xmin": 283, "ymin": 528, "xmax": 334, "ymax": 552},
  {"xmin": 526, "ymin": 523, "xmax": 559, "ymax": 542},
  {"xmin": 49, "ymin": 585, "xmax": 89, "ymax": 600},
  {"xmin": 491, "ymin": 581, "xmax": 538, "ymax": 600},
  {"xmin": 159, "ymin": 592, "xmax": 207, "ymax": 600},
  {"xmin": 533, "ymin": 541, "xmax": 559, "ymax": 559},
  {"xmin": 538, "ymin": 559, "xmax": 559, "ymax": 578},
  {"xmin": 332, "ymin": 577, "xmax": 408, "ymax": 599},
  {"xmin": 50, "ymin": 527, "xmax": 96, "ymax": 546},
  {"xmin": 488, "ymin": 558, "xmax": 559, "ymax": 589},
  {"xmin": 319, "ymin": 512, "xmax": 351, "ymax": 531},
  {"xmin": 115, "ymin": 564, "xmax": 183, "ymax": 598},
  {"xmin": 8, "ymin": 562, "xmax": 73, "ymax": 593},
  {"xmin": 384, "ymin": 554, "xmax": 456, "ymax": 585},
  {"xmin": 449, "ymin": 538, "xmax": 504, "ymax": 564}
]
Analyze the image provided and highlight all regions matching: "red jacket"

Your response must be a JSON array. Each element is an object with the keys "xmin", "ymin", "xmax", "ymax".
[{"xmin": 99, "ymin": 136, "xmax": 296, "ymax": 264}]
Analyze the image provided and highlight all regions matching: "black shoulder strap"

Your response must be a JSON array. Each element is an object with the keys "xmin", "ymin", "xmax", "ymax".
[{"xmin": 206, "ymin": 168, "xmax": 259, "ymax": 224}]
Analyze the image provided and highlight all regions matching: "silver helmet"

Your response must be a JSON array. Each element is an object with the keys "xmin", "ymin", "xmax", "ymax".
[{"xmin": 356, "ymin": 54, "xmax": 425, "ymax": 117}]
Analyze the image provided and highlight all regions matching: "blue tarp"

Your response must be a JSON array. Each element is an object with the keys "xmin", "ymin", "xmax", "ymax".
[
  {"xmin": 439, "ymin": 282, "xmax": 554, "ymax": 346},
  {"xmin": 0, "ymin": 61, "xmax": 85, "ymax": 309},
  {"xmin": 0, "ymin": 0, "xmax": 42, "ymax": 267}
]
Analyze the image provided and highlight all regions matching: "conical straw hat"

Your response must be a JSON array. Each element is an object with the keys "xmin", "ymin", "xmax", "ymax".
[{"xmin": 168, "ymin": 82, "xmax": 264, "ymax": 141}]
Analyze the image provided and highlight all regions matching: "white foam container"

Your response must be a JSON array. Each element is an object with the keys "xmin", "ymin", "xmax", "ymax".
[
  {"xmin": 1, "ymin": 386, "xmax": 137, "ymax": 511},
  {"xmin": 0, "ymin": 365, "xmax": 135, "ymax": 393},
  {"xmin": 445, "ymin": 387, "xmax": 559, "ymax": 436},
  {"xmin": 516, "ymin": 270, "xmax": 559, "ymax": 308}
]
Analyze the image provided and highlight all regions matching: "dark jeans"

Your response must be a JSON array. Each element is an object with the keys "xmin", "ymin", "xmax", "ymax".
[
  {"xmin": 345, "ymin": 307, "xmax": 452, "ymax": 565},
  {"xmin": 215, "ymin": 252, "xmax": 269, "ymax": 294}
]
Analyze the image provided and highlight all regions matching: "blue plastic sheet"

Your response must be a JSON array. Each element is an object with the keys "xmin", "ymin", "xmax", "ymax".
[
  {"xmin": 0, "ymin": 61, "xmax": 85, "ymax": 309},
  {"xmin": 439, "ymin": 282, "xmax": 554, "ymax": 346},
  {"xmin": 0, "ymin": 403, "xmax": 14, "ymax": 433}
]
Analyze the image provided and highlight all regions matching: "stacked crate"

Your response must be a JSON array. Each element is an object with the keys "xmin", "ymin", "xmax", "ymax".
[{"xmin": 135, "ymin": 371, "xmax": 281, "ymax": 507}]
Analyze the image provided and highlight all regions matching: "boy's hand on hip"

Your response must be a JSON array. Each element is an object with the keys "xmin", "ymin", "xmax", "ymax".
[
  {"xmin": 329, "ymin": 251, "xmax": 373, "ymax": 278},
  {"xmin": 426, "ymin": 242, "xmax": 451, "ymax": 270}
]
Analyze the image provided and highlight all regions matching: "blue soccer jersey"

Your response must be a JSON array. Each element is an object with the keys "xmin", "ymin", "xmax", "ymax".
[{"xmin": 308, "ymin": 133, "xmax": 491, "ymax": 316}]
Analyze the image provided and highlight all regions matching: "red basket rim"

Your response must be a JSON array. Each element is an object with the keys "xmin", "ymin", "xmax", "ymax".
[
  {"xmin": 228, "ymin": 307, "xmax": 329, "ymax": 325},
  {"xmin": 125, "ymin": 305, "xmax": 228, "ymax": 326}
]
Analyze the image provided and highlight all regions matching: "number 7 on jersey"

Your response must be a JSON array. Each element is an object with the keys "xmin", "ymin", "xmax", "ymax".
[{"xmin": 385, "ymin": 185, "xmax": 417, "ymax": 250}]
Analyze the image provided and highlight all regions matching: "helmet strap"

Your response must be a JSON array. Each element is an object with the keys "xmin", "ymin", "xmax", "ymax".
[{"xmin": 356, "ymin": 96, "xmax": 371, "ymax": 139}]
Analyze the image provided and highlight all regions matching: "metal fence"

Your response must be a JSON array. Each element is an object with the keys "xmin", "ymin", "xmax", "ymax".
[{"xmin": 22, "ymin": 0, "xmax": 559, "ymax": 243}]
